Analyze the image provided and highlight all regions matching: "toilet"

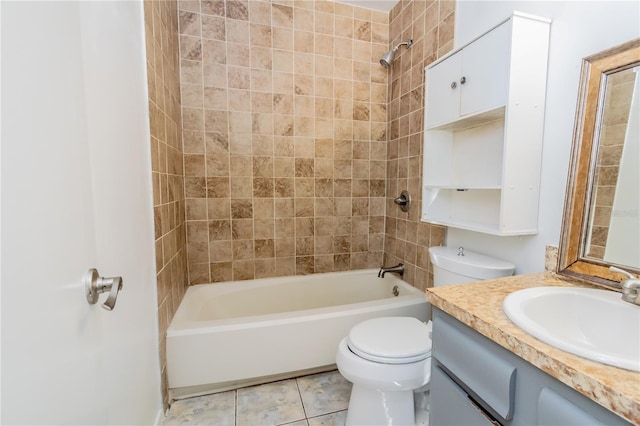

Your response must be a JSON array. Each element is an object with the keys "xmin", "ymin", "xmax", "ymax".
[{"xmin": 336, "ymin": 246, "xmax": 515, "ymax": 426}]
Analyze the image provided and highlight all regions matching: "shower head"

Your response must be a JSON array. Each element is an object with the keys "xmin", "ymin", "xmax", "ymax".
[
  {"xmin": 380, "ymin": 39, "xmax": 413, "ymax": 69},
  {"xmin": 379, "ymin": 50, "xmax": 396, "ymax": 69}
]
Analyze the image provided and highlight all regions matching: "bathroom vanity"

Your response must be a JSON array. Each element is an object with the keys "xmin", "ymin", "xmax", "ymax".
[{"xmin": 427, "ymin": 273, "xmax": 639, "ymax": 425}]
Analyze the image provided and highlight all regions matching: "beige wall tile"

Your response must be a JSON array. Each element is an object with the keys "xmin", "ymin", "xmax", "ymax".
[
  {"xmin": 202, "ymin": 15, "xmax": 225, "ymax": 40},
  {"xmin": 201, "ymin": 1, "xmax": 224, "ymax": 16},
  {"xmin": 226, "ymin": 19, "xmax": 250, "ymax": 43},
  {"xmin": 335, "ymin": 15, "xmax": 353, "ymax": 38},
  {"xmin": 294, "ymin": 7, "xmax": 314, "ymax": 31},
  {"xmin": 383, "ymin": 0, "xmax": 454, "ymax": 288},
  {"xmin": 169, "ymin": 1, "xmax": 458, "ymax": 306},
  {"xmin": 144, "ymin": 0, "xmax": 188, "ymax": 411},
  {"xmin": 226, "ymin": 1, "xmax": 249, "ymax": 21},
  {"xmin": 273, "ymin": 4, "xmax": 294, "ymax": 28},
  {"xmin": 210, "ymin": 261, "xmax": 233, "ymax": 282}
]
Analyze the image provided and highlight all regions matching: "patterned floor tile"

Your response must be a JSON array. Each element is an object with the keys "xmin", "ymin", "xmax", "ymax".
[
  {"xmin": 296, "ymin": 371, "xmax": 352, "ymax": 418},
  {"xmin": 280, "ymin": 420, "xmax": 309, "ymax": 426},
  {"xmin": 163, "ymin": 391, "xmax": 235, "ymax": 426},
  {"xmin": 163, "ymin": 371, "xmax": 356, "ymax": 425},
  {"xmin": 236, "ymin": 379, "xmax": 306, "ymax": 425},
  {"xmin": 307, "ymin": 410, "xmax": 347, "ymax": 426}
]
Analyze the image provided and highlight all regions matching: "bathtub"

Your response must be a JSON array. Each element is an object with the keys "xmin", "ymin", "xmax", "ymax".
[{"xmin": 166, "ymin": 269, "xmax": 429, "ymax": 398}]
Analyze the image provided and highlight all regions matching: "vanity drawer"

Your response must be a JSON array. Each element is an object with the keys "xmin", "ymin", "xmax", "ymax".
[
  {"xmin": 431, "ymin": 366, "xmax": 498, "ymax": 426},
  {"xmin": 433, "ymin": 311, "xmax": 517, "ymax": 421}
]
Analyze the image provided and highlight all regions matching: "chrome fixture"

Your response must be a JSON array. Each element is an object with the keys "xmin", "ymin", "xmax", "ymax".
[
  {"xmin": 393, "ymin": 190, "xmax": 411, "ymax": 212},
  {"xmin": 457, "ymin": 247, "xmax": 465, "ymax": 256},
  {"xmin": 610, "ymin": 266, "xmax": 640, "ymax": 306},
  {"xmin": 450, "ymin": 76, "xmax": 467, "ymax": 89},
  {"xmin": 378, "ymin": 263, "xmax": 405, "ymax": 278},
  {"xmin": 85, "ymin": 268, "xmax": 123, "ymax": 311},
  {"xmin": 380, "ymin": 39, "xmax": 413, "ymax": 69}
]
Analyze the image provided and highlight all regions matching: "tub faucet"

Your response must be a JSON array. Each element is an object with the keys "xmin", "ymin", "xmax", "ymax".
[{"xmin": 379, "ymin": 263, "xmax": 404, "ymax": 278}]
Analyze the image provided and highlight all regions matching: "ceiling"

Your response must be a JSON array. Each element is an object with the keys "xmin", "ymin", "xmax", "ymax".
[{"xmin": 332, "ymin": 0, "xmax": 400, "ymax": 12}]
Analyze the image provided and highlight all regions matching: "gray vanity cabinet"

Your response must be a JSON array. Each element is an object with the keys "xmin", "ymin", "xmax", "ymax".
[{"xmin": 430, "ymin": 309, "xmax": 631, "ymax": 425}]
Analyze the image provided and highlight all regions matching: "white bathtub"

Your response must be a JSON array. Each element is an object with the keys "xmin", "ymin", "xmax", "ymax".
[{"xmin": 166, "ymin": 269, "xmax": 429, "ymax": 397}]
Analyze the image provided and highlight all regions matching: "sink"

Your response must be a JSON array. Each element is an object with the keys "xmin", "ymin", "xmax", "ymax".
[{"xmin": 503, "ymin": 286, "xmax": 640, "ymax": 371}]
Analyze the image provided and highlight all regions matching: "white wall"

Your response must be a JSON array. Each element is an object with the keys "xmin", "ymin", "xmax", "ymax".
[{"xmin": 447, "ymin": 1, "xmax": 640, "ymax": 274}]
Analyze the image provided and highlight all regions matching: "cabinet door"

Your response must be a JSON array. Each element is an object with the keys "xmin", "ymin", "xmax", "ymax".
[
  {"xmin": 460, "ymin": 21, "xmax": 510, "ymax": 116},
  {"xmin": 425, "ymin": 51, "xmax": 462, "ymax": 128},
  {"xmin": 538, "ymin": 387, "xmax": 610, "ymax": 426}
]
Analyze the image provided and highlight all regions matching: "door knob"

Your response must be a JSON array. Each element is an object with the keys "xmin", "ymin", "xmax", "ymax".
[{"xmin": 84, "ymin": 268, "xmax": 123, "ymax": 311}]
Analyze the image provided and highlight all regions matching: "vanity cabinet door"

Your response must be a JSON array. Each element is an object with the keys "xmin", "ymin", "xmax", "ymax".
[{"xmin": 537, "ymin": 387, "xmax": 609, "ymax": 426}]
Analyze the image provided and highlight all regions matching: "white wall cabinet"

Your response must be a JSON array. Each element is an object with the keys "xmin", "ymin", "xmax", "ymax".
[
  {"xmin": 425, "ymin": 22, "xmax": 510, "ymax": 128},
  {"xmin": 422, "ymin": 12, "xmax": 551, "ymax": 235}
]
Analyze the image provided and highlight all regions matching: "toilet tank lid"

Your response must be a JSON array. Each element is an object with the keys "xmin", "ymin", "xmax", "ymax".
[{"xmin": 428, "ymin": 246, "xmax": 516, "ymax": 280}]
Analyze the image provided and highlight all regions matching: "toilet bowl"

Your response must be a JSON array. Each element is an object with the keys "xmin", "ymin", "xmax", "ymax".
[
  {"xmin": 337, "ymin": 247, "xmax": 515, "ymax": 425},
  {"xmin": 336, "ymin": 317, "xmax": 432, "ymax": 426}
]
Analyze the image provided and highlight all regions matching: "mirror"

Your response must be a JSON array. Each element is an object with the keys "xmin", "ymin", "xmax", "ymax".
[{"xmin": 558, "ymin": 38, "xmax": 640, "ymax": 289}]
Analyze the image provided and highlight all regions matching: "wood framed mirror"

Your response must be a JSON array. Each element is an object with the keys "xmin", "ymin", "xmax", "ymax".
[{"xmin": 558, "ymin": 38, "xmax": 640, "ymax": 289}]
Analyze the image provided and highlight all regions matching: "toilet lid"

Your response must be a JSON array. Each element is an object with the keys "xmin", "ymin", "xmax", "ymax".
[{"xmin": 347, "ymin": 317, "xmax": 432, "ymax": 364}]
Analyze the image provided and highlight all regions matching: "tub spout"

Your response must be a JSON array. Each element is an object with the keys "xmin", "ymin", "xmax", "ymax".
[{"xmin": 379, "ymin": 263, "xmax": 404, "ymax": 278}]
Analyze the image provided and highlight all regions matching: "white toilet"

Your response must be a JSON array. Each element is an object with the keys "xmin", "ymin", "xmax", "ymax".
[{"xmin": 336, "ymin": 246, "xmax": 515, "ymax": 426}]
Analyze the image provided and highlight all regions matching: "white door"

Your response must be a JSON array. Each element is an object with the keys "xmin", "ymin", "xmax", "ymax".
[{"xmin": 1, "ymin": 2, "xmax": 161, "ymax": 424}]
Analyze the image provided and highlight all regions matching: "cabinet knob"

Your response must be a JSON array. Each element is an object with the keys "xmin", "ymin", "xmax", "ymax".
[
  {"xmin": 450, "ymin": 81, "xmax": 457, "ymax": 89},
  {"xmin": 460, "ymin": 76, "xmax": 467, "ymax": 84}
]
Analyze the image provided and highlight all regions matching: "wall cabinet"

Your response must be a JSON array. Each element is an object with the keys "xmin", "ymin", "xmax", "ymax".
[
  {"xmin": 425, "ymin": 22, "xmax": 510, "ymax": 128},
  {"xmin": 431, "ymin": 309, "xmax": 631, "ymax": 425},
  {"xmin": 422, "ymin": 13, "xmax": 551, "ymax": 235}
]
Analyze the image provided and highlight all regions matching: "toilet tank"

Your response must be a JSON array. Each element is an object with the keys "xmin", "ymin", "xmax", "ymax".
[{"xmin": 428, "ymin": 246, "xmax": 515, "ymax": 287}]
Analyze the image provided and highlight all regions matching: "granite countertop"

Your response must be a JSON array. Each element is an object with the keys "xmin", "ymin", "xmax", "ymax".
[{"xmin": 426, "ymin": 272, "xmax": 640, "ymax": 425}]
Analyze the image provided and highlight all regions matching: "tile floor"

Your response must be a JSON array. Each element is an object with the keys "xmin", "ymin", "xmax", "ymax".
[{"xmin": 163, "ymin": 370, "xmax": 352, "ymax": 426}]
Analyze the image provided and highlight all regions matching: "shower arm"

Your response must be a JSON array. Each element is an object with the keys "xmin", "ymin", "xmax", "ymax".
[
  {"xmin": 393, "ymin": 39, "xmax": 413, "ymax": 52},
  {"xmin": 380, "ymin": 39, "xmax": 414, "ymax": 69}
]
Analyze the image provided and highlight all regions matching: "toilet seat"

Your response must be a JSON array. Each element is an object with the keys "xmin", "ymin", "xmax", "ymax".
[{"xmin": 347, "ymin": 317, "xmax": 432, "ymax": 364}]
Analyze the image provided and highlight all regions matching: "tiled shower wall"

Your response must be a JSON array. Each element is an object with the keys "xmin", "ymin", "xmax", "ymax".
[
  {"xmin": 383, "ymin": 0, "xmax": 454, "ymax": 290},
  {"xmin": 143, "ymin": 0, "xmax": 188, "ymax": 408},
  {"xmin": 177, "ymin": 0, "xmax": 391, "ymax": 284}
]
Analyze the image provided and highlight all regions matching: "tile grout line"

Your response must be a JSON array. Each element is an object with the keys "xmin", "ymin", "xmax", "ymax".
[
  {"xmin": 295, "ymin": 376, "xmax": 310, "ymax": 422},
  {"xmin": 234, "ymin": 388, "xmax": 238, "ymax": 426}
]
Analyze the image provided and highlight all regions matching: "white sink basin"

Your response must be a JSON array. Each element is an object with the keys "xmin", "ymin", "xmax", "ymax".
[{"xmin": 503, "ymin": 286, "xmax": 640, "ymax": 371}]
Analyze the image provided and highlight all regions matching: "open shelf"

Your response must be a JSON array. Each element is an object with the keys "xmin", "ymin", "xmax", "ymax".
[
  {"xmin": 422, "ymin": 188, "xmax": 501, "ymax": 231},
  {"xmin": 425, "ymin": 185, "xmax": 503, "ymax": 190},
  {"xmin": 424, "ymin": 118, "xmax": 505, "ymax": 189}
]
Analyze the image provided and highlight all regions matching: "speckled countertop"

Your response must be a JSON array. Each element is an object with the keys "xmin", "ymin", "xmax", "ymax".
[{"xmin": 426, "ymin": 272, "xmax": 640, "ymax": 425}]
